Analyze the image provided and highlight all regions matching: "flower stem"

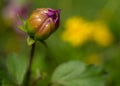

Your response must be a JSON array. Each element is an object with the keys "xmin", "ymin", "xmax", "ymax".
[{"xmin": 24, "ymin": 43, "xmax": 36, "ymax": 86}]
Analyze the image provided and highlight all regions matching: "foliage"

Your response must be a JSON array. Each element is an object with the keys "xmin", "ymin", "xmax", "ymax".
[
  {"xmin": 51, "ymin": 61, "xmax": 106, "ymax": 86},
  {"xmin": 0, "ymin": 0, "xmax": 120, "ymax": 86}
]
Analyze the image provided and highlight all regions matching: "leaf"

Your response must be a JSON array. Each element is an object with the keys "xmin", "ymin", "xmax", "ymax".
[
  {"xmin": 6, "ymin": 54, "xmax": 27, "ymax": 85},
  {"xmin": 0, "ymin": 57, "xmax": 12, "ymax": 84},
  {"xmin": 27, "ymin": 36, "xmax": 35, "ymax": 46},
  {"xmin": 51, "ymin": 61, "xmax": 106, "ymax": 86}
]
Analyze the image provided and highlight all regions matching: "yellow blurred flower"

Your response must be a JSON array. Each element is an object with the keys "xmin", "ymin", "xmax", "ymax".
[
  {"xmin": 91, "ymin": 21, "xmax": 113, "ymax": 46},
  {"xmin": 61, "ymin": 17, "xmax": 92, "ymax": 46},
  {"xmin": 86, "ymin": 53, "xmax": 102, "ymax": 65},
  {"xmin": 61, "ymin": 17, "xmax": 113, "ymax": 47}
]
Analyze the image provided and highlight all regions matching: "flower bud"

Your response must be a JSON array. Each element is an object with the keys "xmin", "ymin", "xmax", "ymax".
[{"xmin": 27, "ymin": 8, "xmax": 60, "ymax": 40}]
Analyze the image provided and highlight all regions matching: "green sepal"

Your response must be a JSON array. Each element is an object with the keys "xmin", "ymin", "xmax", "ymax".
[
  {"xmin": 17, "ymin": 15, "xmax": 27, "ymax": 32},
  {"xmin": 27, "ymin": 36, "xmax": 35, "ymax": 46},
  {"xmin": 18, "ymin": 25, "xmax": 27, "ymax": 32}
]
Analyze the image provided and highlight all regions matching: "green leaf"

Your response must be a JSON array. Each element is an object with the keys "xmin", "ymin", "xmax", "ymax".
[
  {"xmin": 0, "ymin": 56, "xmax": 13, "ymax": 85},
  {"xmin": 6, "ymin": 54, "xmax": 27, "ymax": 85},
  {"xmin": 27, "ymin": 36, "xmax": 35, "ymax": 46},
  {"xmin": 51, "ymin": 61, "xmax": 106, "ymax": 86}
]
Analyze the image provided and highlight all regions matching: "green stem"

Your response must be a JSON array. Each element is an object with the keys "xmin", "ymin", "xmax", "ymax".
[{"xmin": 24, "ymin": 43, "xmax": 36, "ymax": 86}]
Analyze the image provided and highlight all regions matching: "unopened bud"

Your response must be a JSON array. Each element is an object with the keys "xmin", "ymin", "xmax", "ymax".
[{"xmin": 27, "ymin": 8, "xmax": 61, "ymax": 40}]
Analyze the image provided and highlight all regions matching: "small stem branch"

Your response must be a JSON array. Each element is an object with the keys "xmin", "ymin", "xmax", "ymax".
[
  {"xmin": 47, "ymin": 82, "xmax": 53, "ymax": 86},
  {"xmin": 40, "ymin": 40, "xmax": 48, "ymax": 48},
  {"xmin": 24, "ymin": 43, "xmax": 36, "ymax": 86},
  {"xmin": 32, "ymin": 76, "xmax": 41, "ymax": 86}
]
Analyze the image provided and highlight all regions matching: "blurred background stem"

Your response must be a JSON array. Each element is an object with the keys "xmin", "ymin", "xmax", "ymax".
[{"xmin": 24, "ymin": 43, "xmax": 36, "ymax": 86}]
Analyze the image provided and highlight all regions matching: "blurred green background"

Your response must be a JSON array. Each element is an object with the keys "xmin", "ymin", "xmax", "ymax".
[{"xmin": 0, "ymin": 0, "xmax": 120, "ymax": 86}]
